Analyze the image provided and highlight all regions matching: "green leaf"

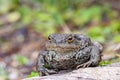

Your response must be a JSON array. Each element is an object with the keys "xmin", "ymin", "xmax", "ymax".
[
  {"xmin": 52, "ymin": 13, "xmax": 64, "ymax": 25},
  {"xmin": 13, "ymin": 54, "xmax": 29, "ymax": 65},
  {"xmin": 36, "ymin": 12, "xmax": 52, "ymax": 22},
  {"xmin": 27, "ymin": 71, "xmax": 39, "ymax": 78},
  {"xmin": 110, "ymin": 20, "xmax": 120, "ymax": 33},
  {"xmin": 19, "ymin": 6, "xmax": 32, "ymax": 24},
  {"xmin": 113, "ymin": 35, "xmax": 120, "ymax": 43},
  {"xmin": 73, "ymin": 6, "xmax": 102, "ymax": 25},
  {"xmin": 99, "ymin": 61, "xmax": 111, "ymax": 66},
  {"xmin": 87, "ymin": 27, "xmax": 105, "ymax": 42}
]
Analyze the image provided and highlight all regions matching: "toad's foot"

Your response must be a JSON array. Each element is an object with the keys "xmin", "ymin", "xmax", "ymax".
[
  {"xmin": 38, "ymin": 68, "xmax": 58, "ymax": 76},
  {"xmin": 76, "ymin": 61, "xmax": 92, "ymax": 69}
]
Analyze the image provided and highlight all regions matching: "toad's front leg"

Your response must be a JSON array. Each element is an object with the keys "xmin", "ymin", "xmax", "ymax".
[
  {"xmin": 77, "ymin": 46, "xmax": 102, "ymax": 68},
  {"xmin": 36, "ymin": 51, "xmax": 57, "ymax": 76}
]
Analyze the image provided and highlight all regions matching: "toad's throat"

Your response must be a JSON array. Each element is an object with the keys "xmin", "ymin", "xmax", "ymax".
[{"xmin": 46, "ymin": 43, "xmax": 81, "ymax": 53}]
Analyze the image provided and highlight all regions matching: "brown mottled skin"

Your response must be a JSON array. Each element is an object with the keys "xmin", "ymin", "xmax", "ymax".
[{"xmin": 36, "ymin": 34, "xmax": 103, "ymax": 76}]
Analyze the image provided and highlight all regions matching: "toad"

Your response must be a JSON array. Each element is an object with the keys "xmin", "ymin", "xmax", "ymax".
[{"xmin": 36, "ymin": 34, "xmax": 103, "ymax": 76}]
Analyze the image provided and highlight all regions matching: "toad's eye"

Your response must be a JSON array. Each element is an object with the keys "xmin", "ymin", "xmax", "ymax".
[
  {"xmin": 48, "ymin": 36, "xmax": 51, "ymax": 40},
  {"xmin": 67, "ymin": 37, "xmax": 73, "ymax": 43}
]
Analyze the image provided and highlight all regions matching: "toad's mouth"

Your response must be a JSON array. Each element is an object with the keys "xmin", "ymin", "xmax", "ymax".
[{"xmin": 45, "ymin": 43, "xmax": 81, "ymax": 52}]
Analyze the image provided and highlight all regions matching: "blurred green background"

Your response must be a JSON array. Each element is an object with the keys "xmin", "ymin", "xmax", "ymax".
[{"xmin": 0, "ymin": 0, "xmax": 120, "ymax": 80}]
